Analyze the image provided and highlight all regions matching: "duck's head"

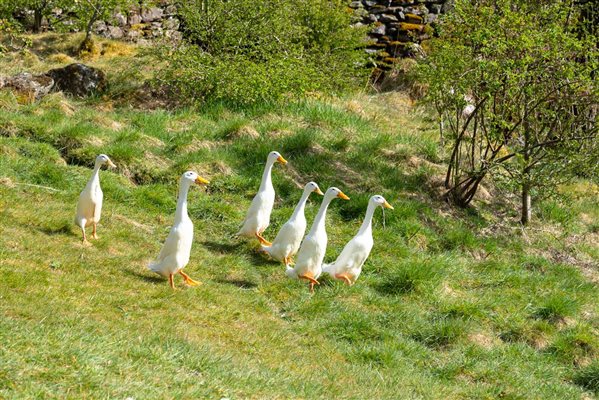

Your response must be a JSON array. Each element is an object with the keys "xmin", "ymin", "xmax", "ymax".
[
  {"xmin": 304, "ymin": 181, "xmax": 324, "ymax": 196},
  {"xmin": 325, "ymin": 186, "xmax": 350, "ymax": 202},
  {"xmin": 181, "ymin": 171, "xmax": 210, "ymax": 186},
  {"xmin": 96, "ymin": 154, "xmax": 116, "ymax": 169},
  {"xmin": 268, "ymin": 151, "xmax": 287, "ymax": 165},
  {"xmin": 371, "ymin": 195, "xmax": 393, "ymax": 210}
]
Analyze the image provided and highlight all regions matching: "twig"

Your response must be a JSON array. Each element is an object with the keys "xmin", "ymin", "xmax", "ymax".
[{"xmin": 14, "ymin": 182, "xmax": 60, "ymax": 192}]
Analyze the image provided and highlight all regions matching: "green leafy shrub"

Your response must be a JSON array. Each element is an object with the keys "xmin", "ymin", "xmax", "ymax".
[{"xmin": 157, "ymin": 0, "xmax": 369, "ymax": 105}]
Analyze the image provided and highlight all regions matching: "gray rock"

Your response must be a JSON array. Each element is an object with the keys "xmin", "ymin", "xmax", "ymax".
[
  {"xmin": 366, "ymin": 14, "xmax": 378, "ymax": 22},
  {"xmin": 363, "ymin": 0, "xmax": 377, "ymax": 6},
  {"xmin": 107, "ymin": 26, "xmax": 124, "ymax": 39},
  {"xmin": 2, "ymin": 72, "xmax": 54, "ymax": 100},
  {"xmin": 128, "ymin": 12, "xmax": 142, "ymax": 25},
  {"xmin": 114, "ymin": 12, "xmax": 127, "ymax": 26},
  {"xmin": 165, "ymin": 5, "xmax": 177, "ymax": 15},
  {"xmin": 427, "ymin": 13, "xmax": 438, "ymax": 23},
  {"xmin": 126, "ymin": 29, "xmax": 142, "ymax": 41},
  {"xmin": 430, "ymin": 4, "xmax": 443, "ymax": 14},
  {"xmin": 350, "ymin": 1, "xmax": 362, "ymax": 8},
  {"xmin": 46, "ymin": 63, "xmax": 107, "ymax": 97},
  {"xmin": 165, "ymin": 30, "xmax": 182, "ymax": 42},
  {"xmin": 141, "ymin": 7, "xmax": 163, "ymax": 22},
  {"xmin": 162, "ymin": 17, "xmax": 179, "ymax": 30},
  {"xmin": 379, "ymin": 14, "xmax": 398, "ymax": 23},
  {"xmin": 372, "ymin": 24, "xmax": 386, "ymax": 35},
  {"xmin": 92, "ymin": 20, "xmax": 106, "ymax": 33}
]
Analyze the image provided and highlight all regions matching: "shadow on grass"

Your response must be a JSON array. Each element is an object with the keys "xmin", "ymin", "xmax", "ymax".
[
  {"xmin": 214, "ymin": 277, "xmax": 258, "ymax": 289},
  {"xmin": 37, "ymin": 222, "xmax": 77, "ymax": 237},
  {"xmin": 201, "ymin": 240, "xmax": 243, "ymax": 254},
  {"xmin": 124, "ymin": 269, "xmax": 164, "ymax": 284}
]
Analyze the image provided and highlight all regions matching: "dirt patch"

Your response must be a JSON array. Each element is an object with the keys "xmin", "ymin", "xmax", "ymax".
[
  {"xmin": 226, "ymin": 125, "xmax": 260, "ymax": 140},
  {"xmin": 468, "ymin": 332, "xmax": 499, "ymax": 349},
  {"xmin": 0, "ymin": 177, "xmax": 16, "ymax": 188},
  {"xmin": 284, "ymin": 164, "xmax": 307, "ymax": 189},
  {"xmin": 113, "ymin": 214, "xmax": 153, "ymax": 233}
]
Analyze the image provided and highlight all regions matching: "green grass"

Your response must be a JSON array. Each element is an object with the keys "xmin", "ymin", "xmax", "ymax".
[{"xmin": 0, "ymin": 34, "xmax": 598, "ymax": 399}]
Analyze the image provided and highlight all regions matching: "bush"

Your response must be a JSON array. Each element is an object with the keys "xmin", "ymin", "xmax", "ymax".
[{"xmin": 157, "ymin": 0, "xmax": 369, "ymax": 105}]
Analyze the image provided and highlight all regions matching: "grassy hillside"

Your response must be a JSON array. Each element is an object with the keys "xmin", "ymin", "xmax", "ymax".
[{"xmin": 1, "ymin": 34, "xmax": 598, "ymax": 399}]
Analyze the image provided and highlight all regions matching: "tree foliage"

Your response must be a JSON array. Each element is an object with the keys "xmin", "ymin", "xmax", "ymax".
[
  {"xmin": 419, "ymin": 0, "xmax": 598, "ymax": 224},
  {"xmin": 156, "ymin": 0, "xmax": 369, "ymax": 105}
]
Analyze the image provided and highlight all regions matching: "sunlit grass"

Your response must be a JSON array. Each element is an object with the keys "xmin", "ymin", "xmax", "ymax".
[{"xmin": 0, "ymin": 34, "xmax": 598, "ymax": 399}]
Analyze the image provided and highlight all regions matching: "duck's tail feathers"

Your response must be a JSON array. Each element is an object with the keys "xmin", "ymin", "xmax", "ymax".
[
  {"xmin": 148, "ymin": 260, "xmax": 162, "ymax": 274},
  {"xmin": 285, "ymin": 266, "xmax": 297, "ymax": 279},
  {"xmin": 259, "ymin": 245, "xmax": 272, "ymax": 255},
  {"xmin": 322, "ymin": 263, "xmax": 335, "ymax": 275}
]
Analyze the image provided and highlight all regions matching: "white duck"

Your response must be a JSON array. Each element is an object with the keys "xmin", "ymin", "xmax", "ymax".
[
  {"xmin": 74, "ymin": 154, "xmax": 116, "ymax": 243},
  {"xmin": 286, "ymin": 187, "xmax": 349, "ymax": 292},
  {"xmin": 323, "ymin": 195, "xmax": 393, "ymax": 285},
  {"xmin": 148, "ymin": 171, "xmax": 210, "ymax": 289},
  {"xmin": 237, "ymin": 151, "xmax": 287, "ymax": 245},
  {"xmin": 260, "ymin": 182, "xmax": 323, "ymax": 266}
]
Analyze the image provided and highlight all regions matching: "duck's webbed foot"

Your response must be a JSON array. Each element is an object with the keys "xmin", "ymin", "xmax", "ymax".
[
  {"xmin": 255, "ymin": 232, "xmax": 272, "ymax": 246},
  {"xmin": 180, "ymin": 270, "xmax": 201, "ymax": 286},
  {"xmin": 336, "ymin": 273, "xmax": 353, "ymax": 286},
  {"xmin": 298, "ymin": 272, "xmax": 320, "ymax": 292}
]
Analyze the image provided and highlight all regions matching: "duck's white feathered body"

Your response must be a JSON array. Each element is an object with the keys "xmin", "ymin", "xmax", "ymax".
[
  {"xmin": 286, "ymin": 226, "xmax": 327, "ymax": 280},
  {"xmin": 322, "ymin": 232, "xmax": 373, "ymax": 285},
  {"xmin": 149, "ymin": 217, "xmax": 194, "ymax": 277},
  {"xmin": 75, "ymin": 174, "xmax": 103, "ymax": 228},
  {"xmin": 238, "ymin": 187, "xmax": 275, "ymax": 238},
  {"xmin": 264, "ymin": 216, "xmax": 305, "ymax": 263},
  {"xmin": 237, "ymin": 151, "xmax": 287, "ymax": 243},
  {"xmin": 261, "ymin": 182, "xmax": 322, "ymax": 265},
  {"xmin": 148, "ymin": 171, "xmax": 209, "ymax": 288},
  {"xmin": 323, "ymin": 195, "xmax": 393, "ymax": 285},
  {"xmin": 286, "ymin": 187, "xmax": 349, "ymax": 291},
  {"xmin": 74, "ymin": 154, "xmax": 115, "ymax": 242}
]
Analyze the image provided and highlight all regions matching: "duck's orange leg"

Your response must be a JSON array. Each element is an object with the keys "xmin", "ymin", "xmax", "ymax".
[
  {"xmin": 298, "ymin": 272, "xmax": 320, "ymax": 292},
  {"xmin": 255, "ymin": 232, "xmax": 272, "ymax": 246},
  {"xmin": 179, "ymin": 270, "xmax": 201, "ymax": 286},
  {"xmin": 168, "ymin": 274, "xmax": 175, "ymax": 289},
  {"xmin": 335, "ymin": 273, "xmax": 353, "ymax": 286}
]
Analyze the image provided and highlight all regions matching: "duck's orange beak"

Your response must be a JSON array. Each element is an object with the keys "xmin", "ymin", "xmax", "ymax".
[
  {"xmin": 195, "ymin": 176, "xmax": 210, "ymax": 185},
  {"xmin": 383, "ymin": 201, "xmax": 394, "ymax": 209},
  {"xmin": 277, "ymin": 155, "xmax": 288, "ymax": 165},
  {"xmin": 107, "ymin": 160, "xmax": 116, "ymax": 168},
  {"xmin": 315, "ymin": 187, "xmax": 324, "ymax": 195},
  {"xmin": 337, "ymin": 191, "xmax": 350, "ymax": 200}
]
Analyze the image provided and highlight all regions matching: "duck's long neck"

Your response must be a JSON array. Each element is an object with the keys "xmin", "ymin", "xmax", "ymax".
[
  {"xmin": 308, "ymin": 196, "xmax": 334, "ymax": 236},
  {"xmin": 357, "ymin": 201, "xmax": 377, "ymax": 237},
  {"xmin": 88, "ymin": 163, "xmax": 102, "ymax": 188},
  {"xmin": 290, "ymin": 189, "xmax": 311, "ymax": 220},
  {"xmin": 174, "ymin": 182, "xmax": 191, "ymax": 224},
  {"xmin": 259, "ymin": 160, "xmax": 275, "ymax": 192}
]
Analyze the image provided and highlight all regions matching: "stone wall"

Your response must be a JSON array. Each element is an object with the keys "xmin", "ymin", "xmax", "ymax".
[
  {"xmin": 350, "ymin": 0, "xmax": 451, "ymax": 69},
  {"xmin": 45, "ymin": 0, "xmax": 450, "ymax": 59},
  {"xmin": 43, "ymin": 3, "xmax": 181, "ymax": 45},
  {"xmin": 91, "ymin": 4, "xmax": 181, "ymax": 44}
]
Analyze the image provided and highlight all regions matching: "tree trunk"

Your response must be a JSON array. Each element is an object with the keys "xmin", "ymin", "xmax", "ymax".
[
  {"xmin": 521, "ymin": 180, "xmax": 531, "ymax": 225},
  {"xmin": 33, "ymin": 9, "xmax": 43, "ymax": 33}
]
